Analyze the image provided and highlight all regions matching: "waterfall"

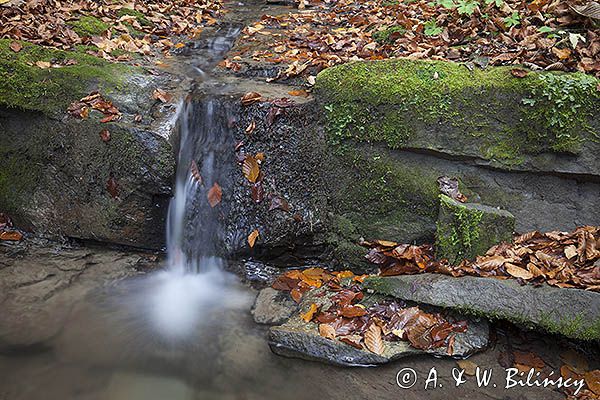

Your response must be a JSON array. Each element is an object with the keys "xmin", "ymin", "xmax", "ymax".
[{"xmin": 146, "ymin": 25, "xmax": 249, "ymax": 340}]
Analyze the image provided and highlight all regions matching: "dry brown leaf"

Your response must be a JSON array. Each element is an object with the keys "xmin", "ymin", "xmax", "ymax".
[
  {"xmin": 456, "ymin": 359, "xmax": 478, "ymax": 376},
  {"xmin": 248, "ymin": 229, "xmax": 259, "ymax": 248},
  {"xmin": 99, "ymin": 129, "xmax": 111, "ymax": 143},
  {"xmin": 319, "ymin": 323, "xmax": 336, "ymax": 340},
  {"xmin": 207, "ymin": 182, "xmax": 222, "ymax": 207},
  {"xmin": 510, "ymin": 68, "xmax": 529, "ymax": 78},
  {"xmin": 241, "ymin": 92, "xmax": 262, "ymax": 106},
  {"xmin": 9, "ymin": 41, "xmax": 22, "ymax": 52},
  {"xmin": 584, "ymin": 370, "xmax": 600, "ymax": 395},
  {"xmin": 506, "ymin": 263, "xmax": 534, "ymax": 280},
  {"xmin": 152, "ymin": 89, "xmax": 173, "ymax": 103},
  {"xmin": 364, "ymin": 323, "xmax": 385, "ymax": 355},
  {"xmin": 35, "ymin": 61, "xmax": 51, "ymax": 69}
]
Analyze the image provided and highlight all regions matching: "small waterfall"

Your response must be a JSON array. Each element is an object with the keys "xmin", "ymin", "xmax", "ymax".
[{"xmin": 147, "ymin": 25, "xmax": 249, "ymax": 340}]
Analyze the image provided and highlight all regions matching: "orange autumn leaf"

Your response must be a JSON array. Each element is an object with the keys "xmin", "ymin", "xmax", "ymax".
[
  {"xmin": 364, "ymin": 323, "xmax": 385, "ymax": 355},
  {"xmin": 0, "ymin": 231, "xmax": 23, "ymax": 241},
  {"xmin": 585, "ymin": 370, "xmax": 600, "ymax": 396},
  {"xmin": 301, "ymin": 303, "xmax": 318, "ymax": 322},
  {"xmin": 248, "ymin": 229, "xmax": 259, "ymax": 248}
]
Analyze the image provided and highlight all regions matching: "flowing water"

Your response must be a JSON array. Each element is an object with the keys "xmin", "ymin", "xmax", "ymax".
[{"xmin": 0, "ymin": 12, "xmax": 582, "ymax": 400}]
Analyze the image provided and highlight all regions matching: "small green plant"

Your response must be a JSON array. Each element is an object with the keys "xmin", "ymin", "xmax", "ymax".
[
  {"xmin": 424, "ymin": 20, "xmax": 444, "ymax": 36},
  {"xmin": 521, "ymin": 73, "xmax": 598, "ymax": 151},
  {"xmin": 436, "ymin": 0, "xmax": 455, "ymax": 8},
  {"xmin": 456, "ymin": 0, "xmax": 478, "ymax": 15},
  {"xmin": 483, "ymin": 0, "xmax": 503, "ymax": 6},
  {"xmin": 503, "ymin": 12, "xmax": 521, "ymax": 27}
]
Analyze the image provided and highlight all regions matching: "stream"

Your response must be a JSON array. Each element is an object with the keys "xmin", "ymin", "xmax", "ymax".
[{"xmin": 0, "ymin": 1, "xmax": 593, "ymax": 399}]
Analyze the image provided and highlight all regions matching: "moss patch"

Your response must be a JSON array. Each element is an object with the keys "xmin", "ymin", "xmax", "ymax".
[
  {"xmin": 68, "ymin": 16, "xmax": 109, "ymax": 37},
  {"xmin": 0, "ymin": 39, "xmax": 132, "ymax": 114},
  {"xmin": 316, "ymin": 59, "xmax": 600, "ymax": 166}
]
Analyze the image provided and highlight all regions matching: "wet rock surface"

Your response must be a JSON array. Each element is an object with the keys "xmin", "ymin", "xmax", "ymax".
[
  {"xmin": 365, "ymin": 274, "xmax": 600, "ymax": 341},
  {"xmin": 252, "ymin": 287, "xmax": 298, "ymax": 325},
  {"xmin": 0, "ymin": 241, "xmax": 153, "ymax": 351}
]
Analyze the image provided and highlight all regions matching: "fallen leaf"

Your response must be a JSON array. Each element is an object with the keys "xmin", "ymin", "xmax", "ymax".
[
  {"xmin": 288, "ymin": 89, "xmax": 309, "ymax": 97},
  {"xmin": 456, "ymin": 360, "xmax": 478, "ymax": 376},
  {"xmin": 241, "ymin": 92, "xmax": 262, "ymax": 106},
  {"xmin": 99, "ymin": 129, "xmax": 111, "ymax": 142},
  {"xmin": 565, "ymin": 245, "xmax": 578, "ymax": 259},
  {"xmin": 364, "ymin": 323, "xmax": 385, "ymax": 355},
  {"xmin": 152, "ymin": 88, "xmax": 173, "ymax": 103},
  {"xmin": 242, "ymin": 155, "xmax": 260, "ymax": 183},
  {"xmin": 9, "ymin": 41, "xmax": 22, "ymax": 52},
  {"xmin": 107, "ymin": 176, "xmax": 119, "ymax": 198},
  {"xmin": 207, "ymin": 182, "xmax": 222, "ymax": 207},
  {"xmin": 245, "ymin": 120, "xmax": 256, "ymax": 135},
  {"xmin": 511, "ymin": 68, "xmax": 529, "ymax": 78},
  {"xmin": 35, "ymin": 61, "xmax": 51, "ymax": 69},
  {"xmin": 269, "ymin": 196, "xmax": 290, "ymax": 212},
  {"xmin": 319, "ymin": 323, "xmax": 336, "ymax": 339},
  {"xmin": 301, "ymin": 303, "xmax": 318, "ymax": 322},
  {"xmin": 248, "ymin": 229, "xmax": 259, "ymax": 248},
  {"xmin": 190, "ymin": 160, "xmax": 202, "ymax": 184},
  {"xmin": 506, "ymin": 263, "xmax": 534, "ymax": 280},
  {"xmin": 584, "ymin": 370, "xmax": 600, "ymax": 395},
  {"xmin": 0, "ymin": 231, "xmax": 23, "ymax": 241},
  {"xmin": 339, "ymin": 335, "xmax": 363, "ymax": 349}
]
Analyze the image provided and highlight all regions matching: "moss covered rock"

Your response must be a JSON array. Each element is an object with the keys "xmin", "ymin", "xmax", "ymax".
[
  {"xmin": 435, "ymin": 195, "xmax": 514, "ymax": 264},
  {"xmin": 315, "ymin": 59, "xmax": 600, "ymax": 176}
]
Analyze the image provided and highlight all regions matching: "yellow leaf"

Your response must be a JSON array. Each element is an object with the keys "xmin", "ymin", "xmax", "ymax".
[
  {"xmin": 35, "ymin": 61, "xmax": 51, "ymax": 69},
  {"xmin": 248, "ymin": 229, "xmax": 259, "ymax": 248},
  {"xmin": 242, "ymin": 155, "xmax": 260, "ymax": 183},
  {"xmin": 301, "ymin": 303, "xmax": 318, "ymax": 322}
]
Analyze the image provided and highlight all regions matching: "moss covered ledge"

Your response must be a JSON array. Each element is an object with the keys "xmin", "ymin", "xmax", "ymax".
[
  {"xmin": 315, "ymin": 59, "xmax": 600, "ymax": 174},
  {"xmin": 0, "ymin": 39, "xmax": 132, "ymax": 115}
]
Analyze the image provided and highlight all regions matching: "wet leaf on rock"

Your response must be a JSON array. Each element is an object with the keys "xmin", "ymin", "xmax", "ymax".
[
  {"xmin": 152, "ymin": 88, "xmax": 173, "ymax": 103},
  {"xmin": 269, "ymin": 196, "xmax": 290, "ymax": 212},
  {"xmin": 207, "ymin": 182, "xmax": 222, "ymax": 207},
  {"xmin": 364, "ymin": 323, "xmax": 385, "ymax": 355},
  {"xmin": 107, "ymin": 176, "xmax": 119, "ymax": 198},
  {"xmin": 190, "ymin": 160, "xmax": 203, "ymax": 184},
  {"xmin": 248, "ymin": 229, "xmax": 259, "ymax": 248},
  {"xmin": 301, "ymin": 303, "xmax": 318, "ymax": 322},
  {"xmin": 242, "ymin": 155, "xmax": 260, "ymax": 183},
  {"xmin": 99, "ymin": 129, "xmax": 111, "ymax": 142},
  {"xmin": 0, "ymin": 230, "xmax": 23, "ymax": 241},
  {"xmin": 241, "ymin": 92, "xmax": 262, "ymax": 106},
  {"xmin": 251, "ymin": 182, "xmax": 264, "ymax": 203}
]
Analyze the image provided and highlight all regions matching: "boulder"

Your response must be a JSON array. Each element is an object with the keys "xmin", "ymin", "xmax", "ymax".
[
  {"xmin": 364, "ymin": 274, "xmax": 600, "ymax": 341},
  {"xmin": 435, "ymin": 195, "xmax": 514, "ymax": 264}
]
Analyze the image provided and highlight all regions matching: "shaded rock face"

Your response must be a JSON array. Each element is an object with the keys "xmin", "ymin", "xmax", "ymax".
[
  {"xmin": 266, "ymin": 287, "xmax": 489, "ymax": 366},
  {"xmin": 365, "ymin": 274, "xmax": 600, "ymax": 341},
  {"xmin": 436, "ymin": 195, "xmax": 515, "ymax": 264},
  {"xmin": 0, "ymin": 105, "xmax": 175, "ymax": 249}
]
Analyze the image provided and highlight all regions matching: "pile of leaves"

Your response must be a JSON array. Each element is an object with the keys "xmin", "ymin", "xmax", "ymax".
[
  {"xmin": 0, "ymin": 213, "xmax": 23, "ymax": 241},
  {"xmin": 67, "ymin": 91, "xmax": 120, "ymax": 121},
  {"xmin": 364, "ymin": 225, "xmax": 600, "ymax": 291},
  {"xmin": 0, "ymin": 0, "xmax": 222, "ymax": 62},
  {"xmin": 237, "ymin": 0, "xmax": 600, "ymax": 79},
  {"xmin": 272, "ymin": 267, "xmax": 468, "ymax": 354}
]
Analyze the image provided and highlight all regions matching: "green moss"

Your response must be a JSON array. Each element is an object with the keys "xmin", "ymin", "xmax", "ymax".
[
  {"xmin": 117, "ymin": 8, "xmax": 152, "ymax": 26},
  {"xmin": 372, "ymin": 25, "xmax": 406, "ymax": 44},
  {"xmin": 68, "ymin": 16, "xmax": 109, "ymax": 37},
  {"xmin": 539, "ymin": 313, "xmax": 600, "ymax": 341},
  {"xmin": 316, "ymin": 59, "xmax": 600, "ymax": 167},
  {"xmin": 435, "ymin": 195, "xmax": 483, "ymax": 264},
  {"xmin": 0, "ymin": 39, "xmax": 132, "ymax": 114}
]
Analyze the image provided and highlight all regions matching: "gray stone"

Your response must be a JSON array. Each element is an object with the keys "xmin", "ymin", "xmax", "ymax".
[
  {"xmin": 435, "ymin": 195, "xmax": 515, "ymax": 264},
  {"xmin": 251, "ymin": 287, "xmax": 298, "ymax": 325},
  {"xmin": 364, "ymin": 274, "xmax": 600, "ymax": 341}
]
